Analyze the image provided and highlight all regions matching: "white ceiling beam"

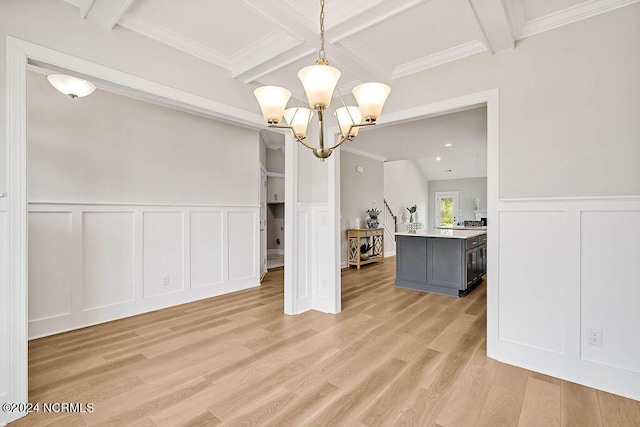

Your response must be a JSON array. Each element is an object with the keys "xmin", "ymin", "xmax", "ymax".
[
  {"xmin": 332, "ymin": 38, "xmax": 392, "ymax": 83},
  {"xmin": 85, "ymin": 0, "xmax": 136, "ymax": 30},
  {"xmin": 327, "ymin": 0, "xmax": 429, "ymax": 44},
  {"xmin": 61, "ymin": 0, "xmax": 95, "ymax": 18},
  {"xmin": 236, "ymin": 0, "xmax": 392, "ymax": 83},
  {"xmin": 501, "ymin": 0, "xmax": 526, "ymax": 40},
  {"xmin": 466, "ymin": 0, "xmax": 515, "ymax": 54}
]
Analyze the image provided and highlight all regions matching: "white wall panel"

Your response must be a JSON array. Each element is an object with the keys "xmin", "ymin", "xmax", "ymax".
[
  {"xmin": 228, "ymin": 211, "xmax": 256, "ymax": 281},
  {"xmin": 296, "ymin": 211, "xmax": 309, "ymax": 300},
  {"xmin": 82, "ymin": 212, "xmax": 135, "ymax": 310},
  {"xmin": 27, "ymin": 204, "xmax": 259, "ymax": 338},
  {"xmin": 143, "ymin": 212, "xmax": 184, "ymax": 297},
  {"xmin": 581, "ymin": 211, "xmax": 640, "ymax": 373},
  {"xmin": 27, "ymin": 212, "xmax": 72, "ymax": 321},
  {"xmin": 190, "ymin": 212, "xmax": 224, "ymax": 288},
  {"xmin": 498, "ymin": 211, "xmax": 565, "ymax": 354}
]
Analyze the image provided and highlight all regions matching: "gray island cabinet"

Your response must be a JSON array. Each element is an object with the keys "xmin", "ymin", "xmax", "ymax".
[{"xmin": 395, "ymin": 228, "xmax": 487, "ymax": 297}]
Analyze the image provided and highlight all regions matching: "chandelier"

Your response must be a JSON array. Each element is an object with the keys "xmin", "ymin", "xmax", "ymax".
[{"xmin": 253, "ymin": 0, "xmax": 391, "ymax": 160}]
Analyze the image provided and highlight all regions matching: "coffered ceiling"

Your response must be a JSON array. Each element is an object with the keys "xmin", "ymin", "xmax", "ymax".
[{"xmin": 61, "ymin": 0, "xmax": 638, "ymax": 92}]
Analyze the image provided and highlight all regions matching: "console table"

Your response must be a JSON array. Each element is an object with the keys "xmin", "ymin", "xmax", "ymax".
[{"xmin": 347, "ymin": 228, "xmax": 384, "ymax": 269}]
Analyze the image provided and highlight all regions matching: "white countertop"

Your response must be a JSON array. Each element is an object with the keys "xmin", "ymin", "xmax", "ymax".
[{"xmin": 396, "ymin": 228, "xmax": 487, "ymax": 239}]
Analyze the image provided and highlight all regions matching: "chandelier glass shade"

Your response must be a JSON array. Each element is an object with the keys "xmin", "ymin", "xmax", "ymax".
[{"xmin": 253, "ymin": 0, "xmax": 390, "ymax": 160}]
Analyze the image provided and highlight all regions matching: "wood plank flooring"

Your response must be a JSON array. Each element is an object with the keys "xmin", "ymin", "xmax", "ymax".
[{"xmin": 12, "ymin": 258, "xmax": 640, "ymax": 426}]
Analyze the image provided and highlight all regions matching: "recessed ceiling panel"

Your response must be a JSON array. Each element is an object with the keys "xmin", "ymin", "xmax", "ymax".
[
  {"xmin": 127, "ymin": 0, "xmax": 282, "ymax": 57},
  {"xmin": 352, "ymin": 0, "xmax": 480, "ymax": 67},
  {"xmin": 522, "ymin": 0, "xmax": 588, "ymax": 21}
]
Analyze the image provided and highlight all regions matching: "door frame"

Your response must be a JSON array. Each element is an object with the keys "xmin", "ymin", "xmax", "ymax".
[
  {"xmin": 4, "ymin": 36, "xmax": 264, "ymax": 422},
  {"xmin": 259, "ymin": 165, "xmax": 267, "ymax": 280},
  {"xmin": 434, "ymin": 191, "xmax": 459, "ymax": 226},
  {"xmin": 332, "ymin": 87, "xmax": 499, "ymax": 357}
]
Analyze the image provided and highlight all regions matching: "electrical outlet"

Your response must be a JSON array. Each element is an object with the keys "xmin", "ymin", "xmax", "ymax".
[
  {"xmin": 587, "ymin": 328, "xmax": 603, "ymax": 347},
  {"xmin": 162, "ymin": 275, "xmax": 170, "ymax": 287}
]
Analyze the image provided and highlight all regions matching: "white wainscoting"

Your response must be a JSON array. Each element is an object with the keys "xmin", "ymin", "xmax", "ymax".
[
  {"xmin": 0, "ymin": 198, "xmax": 8, "ymax": 427},
  {"xmin": 27, "ymin": 203, "xmax": 260, "ymax": 339},
  {"xmin": 491, "ymin": 196, "xmax": 640, "ymax": 401}
]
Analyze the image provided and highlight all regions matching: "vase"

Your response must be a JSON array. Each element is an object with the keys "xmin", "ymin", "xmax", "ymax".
[
  {"xmin": 409, "ymin": 213, "xmax": 414, "ymax": 223},
  {"xmin": 366, "ymin": 218, "xmax": 379, "ymax": 228}
]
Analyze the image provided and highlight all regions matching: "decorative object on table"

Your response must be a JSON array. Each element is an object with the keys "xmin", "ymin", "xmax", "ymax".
[
  {"xmin": 354, "ymin": 217, "xmax": 361, "ymax": 229},
  {"xmin": 407, "ymin": 222, "xmax": 424, "ymax": 233},
  {"xmin": 366, "ymin": 207, "xmax": 381, "ymax": 228},
  {"xmin": 407, "ymin": 205, "xmax": 417, "ymax": 223},
  {"xmin": 252, "ymin": 0, "xmax": 391, "ymax": 161},
  {"xmin": 474, "ymin": 198, "xmax": 481, "ymax": 211},
  {"xmin": 360, "ymin": 243, "xmax": 372, "ymax": 260}
]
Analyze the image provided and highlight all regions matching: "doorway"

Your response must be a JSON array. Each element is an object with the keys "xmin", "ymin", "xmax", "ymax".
[{"xmin": 435, "ymin": 191, "xmax": 459, "ymax": 227}]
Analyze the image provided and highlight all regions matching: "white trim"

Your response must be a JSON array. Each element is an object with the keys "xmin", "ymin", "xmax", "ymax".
[
  {"xmin": 3, "ymin": 35, "xmax": 263, "ymax": 424},
  {"xmin": 392, "ymin": 40, "xmax": 487, "ymax": 80},
  {"xmin": 501, "ymin": 194, "xmax": 640, "ymax": 202},
  {"xmin": 230, "ymin": 31, "xmax": 302, "ymax": 78},
  {"xmin": 6, "ymin": 39, "xmax": 263, "ymax": 129},
  {"xmin": 106, "ymin": 0, "xmax": 135, "ymax": 30},
  {"xmin": 518, "ymin": 0, "xmax": 640, "ymax": 40},
  {"xmin": 339, "ymin": 145, "xmax": 387, "ymax": 162},
  {"xmin": 266, "ymin": 172, "xmax": 285, "ymax": 178},
  {"xmin": 27, "ymin": 201, "xmax": 260, "ymax": 208},
  {"xmin": 5, "ymin": 35, "xmax": 28, "ymax": 424},
  {"xmin": 117, "ymin": 14, "xmax": 232, "ymax": 70}
]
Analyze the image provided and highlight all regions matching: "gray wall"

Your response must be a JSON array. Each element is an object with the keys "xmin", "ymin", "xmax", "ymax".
[
  {"xmin": 384, "ymin": 159, "xmax": 429, "ymax": 228},
  {"xmin": 340, "ymin": 151, "xmax": 384, "ymax": 265},
  {"xmin": 27, "ymin": 71, "xmax": 260, "ymax": 205},
  {"xmin": 385, "ymin": 5, "xmax": 640, "ymax": 198},
  {"xmin": 428, "ymin": 177, "xmax": 487, "ymax": 226},
  {"xmin": 266, "ymin": 147, "xmax": 285, "ymax": 173}
]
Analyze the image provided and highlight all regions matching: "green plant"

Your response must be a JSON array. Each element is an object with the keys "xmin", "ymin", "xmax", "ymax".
[
  {"xmin": 366, "ymin": 208, "xmax": 381, "ymax": 219},
  {"xmin": 407, "ymin": 205, "xmax": 417, "ymax": 214}
]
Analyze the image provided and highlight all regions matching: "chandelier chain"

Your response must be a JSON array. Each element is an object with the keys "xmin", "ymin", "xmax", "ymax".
[{"xmin": 319, "ymin": 0, "xmax": 326, "ymax": 60}]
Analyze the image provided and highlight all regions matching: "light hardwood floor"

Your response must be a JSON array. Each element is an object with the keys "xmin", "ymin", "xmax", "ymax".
[{"xmin": 13, "ymin": 258, "xmax": 640, "ymax": 426}]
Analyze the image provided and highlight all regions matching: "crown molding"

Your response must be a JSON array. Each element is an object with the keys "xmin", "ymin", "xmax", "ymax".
[
  {"xmin": 392, "ymin": 40, "xmax": 487, "ymax": 80},
  {"xmin": 340, "ymin": 145, "xmax": 387, "ymax": 162},
  {"xmin": 118, "ymin": 14, "xmax": 232, "ymax": 69},
  {"xmin": 518, "ymin": 0, "xmax": 640, "ymax": 39},
  {"xmin": 231, "ymin": 30, "xmax": 302, "ymax": 78}
]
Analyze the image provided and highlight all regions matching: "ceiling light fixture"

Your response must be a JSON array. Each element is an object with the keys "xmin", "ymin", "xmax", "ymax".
[
  {"xmin": 444, "ymin": 143, "xmax": 453, "ymax": 147},
  {"xmin": 46, "ymin": 74, "xmax": 96, "ymax": 99},
  {"xmin": 253, "ymin": 0, "xmax": 391, "ymax": 160},
  {"xmin": 436, "ymin": 156, "xmax": 442, "ymax": 161}
]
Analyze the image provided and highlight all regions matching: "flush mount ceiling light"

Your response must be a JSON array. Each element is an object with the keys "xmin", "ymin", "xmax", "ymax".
[
  {"xmin": 444, "ymin": 143, "xmax": 453, "ymax": 147},
  {"xmin": 253, "ymin": 0, "xmax": 391, "ymax": 160},
  {"xmin": 46, "ymin": 74, "xmax": 96, "ymax": 99}
]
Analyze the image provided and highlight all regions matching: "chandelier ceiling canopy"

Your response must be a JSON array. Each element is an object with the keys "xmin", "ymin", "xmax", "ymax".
[{"xmin": 253, "ymin": 0, "xmax": 391, "ymax": 160}]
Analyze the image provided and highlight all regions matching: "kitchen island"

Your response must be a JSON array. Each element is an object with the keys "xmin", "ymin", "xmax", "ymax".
[{"xmin": 395, "ymin": 228, "xmax": 487, "ymax": 297}]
